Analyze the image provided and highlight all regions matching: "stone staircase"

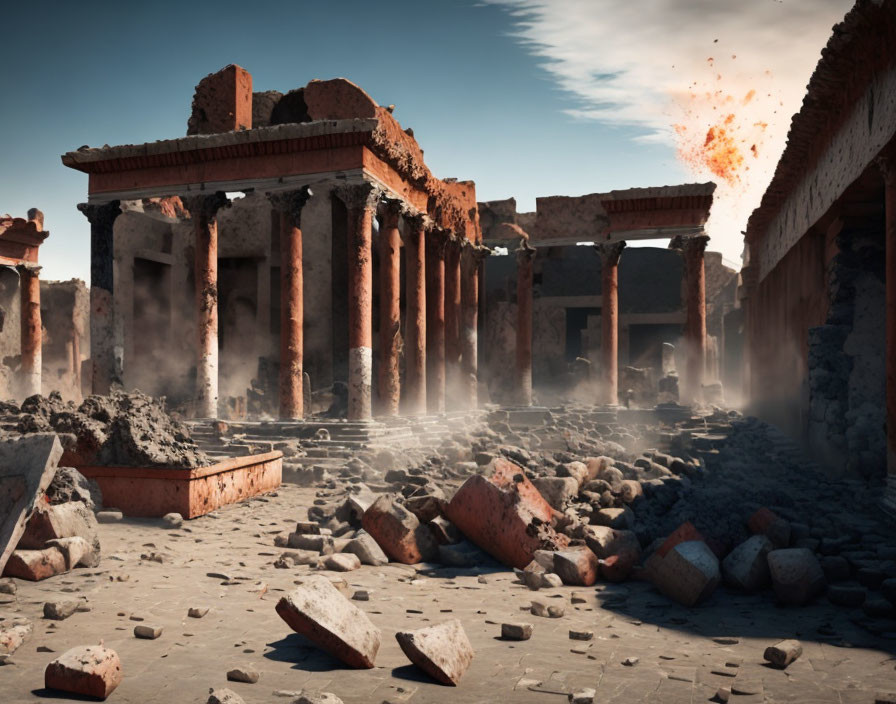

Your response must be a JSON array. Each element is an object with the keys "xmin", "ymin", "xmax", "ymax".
[{"xmin": 186, "ymin": 411, "xmax": 486, "ymax": 481}]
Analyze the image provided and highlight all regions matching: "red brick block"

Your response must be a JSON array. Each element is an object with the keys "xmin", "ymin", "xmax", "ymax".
[
  {"xmin": 187, "ymin": 64, "xmax": 252, "ymax": 135},
  {"xmin": 655, "ymin": 522, "xmax": 705, "ymax": 558},
  {"xmin": 748, "ymin": 508, "xmax": 791, "ymax": 548},
  {"xmin": 3, "ymin": 547, "xmax": 67, "ymax": 581},
  {"xmin": 553, "ymin": 548, "xmax": 599, "ymax": 586},
  {"xmin": 44, "ymin": 645, "xmax": 122, "ymax": 700},
  {"xmin": 444, "ymin": 458, "xmax": 568, "ymax": 569},
  {"xmin": 304, "ymin": 78, "xmax": 378, "ymax": 121},
  {"xmin": 361, "ymin": 496, "xmax": 438, "ymax": 564}
]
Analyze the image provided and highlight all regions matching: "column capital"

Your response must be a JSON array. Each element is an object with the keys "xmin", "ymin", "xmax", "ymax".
[
  {"xmin": 77, "ymin": 201, "xmax": 121, "ymax": 228},
  {"xmin": 428, "ymin": 227, "xmax": 454, "ymax": 260},
  {"xmin": 15, "ymin": 263, "xmax": 41, "ymax": 277},
  {"xmin": 184, "ymin": 191, "xmax": 230, "ymax": 222},
  {"xmin": 669, "ymin": 233, "xmax": 710, "ymax": 256},
  {"xmin": 333, "ymin": 181, "xmax": 383, "ymax": 211},
  {"xmin": 269, "ymin": 186, "xmax": 313, "ymax": 226},
  {"xmin": 594, "ymin": 240, "xmax": 626, "ymax": 266},
  {"xmin": 516, "ymin": 237, "xmax": 536, "ymax": 262},
  {"xmin": 379, "ymin": 197, "xmax": 404, "ymax": 223},
  {"xmin": 404, "ymin": 210, "xmax": 431, "ymax": 231}
]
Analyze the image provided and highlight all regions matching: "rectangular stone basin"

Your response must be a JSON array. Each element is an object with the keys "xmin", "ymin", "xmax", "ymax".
[{"xmin": 76, "ymin": 451, "xmax": 282, "ymax": 519}]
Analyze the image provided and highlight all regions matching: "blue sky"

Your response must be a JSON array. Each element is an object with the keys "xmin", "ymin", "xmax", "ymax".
[{"xmin": 1, "ymin": 0, "xmax": 850, "ymax": 280}]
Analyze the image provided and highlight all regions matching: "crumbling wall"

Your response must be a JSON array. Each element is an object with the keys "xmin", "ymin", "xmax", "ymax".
[
  {"xmin": 808, "ymin": 228, "xmax": 885, "ymax": 478},
  {"xmin": 39, "ymin": 279, "xmax": 89, "ymax": 402}
]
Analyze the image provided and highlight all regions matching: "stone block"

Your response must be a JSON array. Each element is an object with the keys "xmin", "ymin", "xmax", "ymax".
[
  {"xmin": 395, "ymin": 619, "xmax": 473, "ymax": 686},
  {"xmin": 275, "ymin": 575, "xmax": 380, "ymax": 668},
  {"xmin": 3, "ymin": 547, "xmax": 67, "ymax": 581},
  {"xmin": 763, "ymin": 639, "xmax": 802, "ymax": 668},
  {"xmin": 557, "ymin": 461, "xmax": 588, "ymax": 487},
  {"xmin": 342, "ymin": 531, "xmax": 388, "ymax": 566},
  {"xmin": 0, "ymin": 434, "xmax": 62, "ymax": 575},
  {"xmin": 44, "ymin": 645, "xmax": 122, "ymax": 700},
  {"xmin": 322, "ymin": 553, "xmax": 361, "ymax": 572},
  {"xmin": 361, "ymin": 496, "xmax": 438, "ymax": 564},
  {"xmin": 207, "ymin": 688, "xmax": 246, "ymax": 704},
  {"xmin": 0, "ymin": 621, "xmax": 31, "ymax": 655},
  {"xmin": 591, "ymin": 507, "xmax": 633, "ymax": 529},
  {"xmin": 748, "ymin": 508, "xmax": 791, "ymax": 548},
  {"xmin": 18, "ymin": 501, "xmax": 100, "ymax": 567},
  {"xmin": 722, "ymin": 535, "xmax": 773, "ymax": 591},
  {"xmin": 444, "ymin": 458, "xmax": 568, "ymax": 569},
  {"xmin": 619, "ymin": 479, "xmax": 643, "ymax": 503},
  {"xmin": 187, "ymin": 64, "xmax": 252, "ymax": 135},
  {"xmin": 500, "ymin": 622, "xmax": 532, "ymax": 640},
  {"xmin": 46, "ymin": 537, "xmax": 92, "ymax": 571},
  {"xmin": 767, "ymin": 548, "xmax": 826, "ymax": 606},
  {"xmin": 552, "ymin": 548, "xmax": 599, "ymax": 586},
  {"xmin": 43, "ymin": 600, "xmax": 79, "ymax": 620},
  {"xmin": 531, "ymin": 476, "xmax": 579, "ymax": 510},
  {"xmin": 134, "ymin": 624, "xmax": 162, "ymax": 639},
  {"xmin": 655, "ymin": 521, "xmax": 705, "ymax": 558},
  {"xmin": 581, "ymin": 525, "xmax": 640, "ymax": 560},
  {"xmin": 288, "ymin": 533, "xmax": 335, "ymax": 554},
  {"xmin": 650, "ymin": 540, "xmax": 720, "ymax": 606}
]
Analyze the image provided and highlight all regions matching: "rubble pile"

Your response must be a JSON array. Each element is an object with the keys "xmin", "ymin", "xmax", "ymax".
[
  {"xmin": 275, "ymin": 406, "xmax": 896, "ymax": 638},
  {"xmin": 1, "ymin": 391, "xmax": 210, "ymax": 468}
]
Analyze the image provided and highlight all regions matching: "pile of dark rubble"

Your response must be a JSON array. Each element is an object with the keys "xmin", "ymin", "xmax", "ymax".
[
  {"xmin": 0, "ymin": 391, "xmax": 209, "ymax": 468},
  {"xmin": 282, "ymin": 406, "xmax": 896, "ymax": 638}
]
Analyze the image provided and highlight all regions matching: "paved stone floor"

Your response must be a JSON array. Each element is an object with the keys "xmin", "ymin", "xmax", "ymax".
[{"xmin": 3, "ymin": 484, "xmax": 895, "ymax": 703}]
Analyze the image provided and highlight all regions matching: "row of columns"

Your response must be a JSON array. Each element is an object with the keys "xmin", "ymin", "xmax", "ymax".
[
  {"xmin": 511, "ymin": 233, "xmax": 708, "ymax": 407},
  {"xmin": 79, "ymin": 182, "xmax": 486, "ymax": 423}
]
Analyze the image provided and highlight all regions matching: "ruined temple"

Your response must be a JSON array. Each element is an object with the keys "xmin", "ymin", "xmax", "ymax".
[{"xmin": 62, "ymin": 66, "xmax": 483, "ymax": 422}]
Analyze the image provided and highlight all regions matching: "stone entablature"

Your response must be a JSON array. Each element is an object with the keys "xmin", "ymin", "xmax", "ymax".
[{"xmin": 62, "ymin": 73, "xmax": 479, "ymax": 244}]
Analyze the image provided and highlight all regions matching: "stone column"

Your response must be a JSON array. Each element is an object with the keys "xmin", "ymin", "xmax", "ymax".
[
  {"xmin": 594, "ymin": 241, "xmax": 626, "ymax": 405},
  {"xmin": 77, "ymin": 201, "xmax": 121, "ymax": 395},
  {"xmin": 880, "ymin": 158, "xmax": 896, "ymax": 493},
  {"xmin": 335, "ymin": 182, "xmax": 382, "ymax": 421},
  {"xmin": 403, "ymin": 211, "xmax": 427, "ymax": 415},
  {"xmin": 378, "ymin": 200, "xmax": 402, "ymax": 416},
  {"xmin": 516, "ymin": 239, "xmax": 536, "ymax": 406},
  {"xmin": 17, "ymin": 264, "xmax": 41, "ymax": 398},
  {"xmin": 671, "ymin": 233, "xmax": 709, "ymax": 403},
  {"xmin": 444, "ymin": 235, "xmax": 462, "ymax": 408},
  {"xmin": 185, "ymin": 192, "xmax": 229, "ymax": 419},
  {"xmin": 426, "ymin": 232, "xmax": 447, "ymax": 413},
  {"xmin": 270, "ymin": 187, "xmax": 312, "ymax": 421},
  {"xmin": 461, "ymin": 244, "xmax": 489, "ymax": 410}
]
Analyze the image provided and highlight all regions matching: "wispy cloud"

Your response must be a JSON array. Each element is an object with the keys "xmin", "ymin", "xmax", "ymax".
[{"xmin": 485, "ymin": 0, "xmax": 854, "ymax": 264}]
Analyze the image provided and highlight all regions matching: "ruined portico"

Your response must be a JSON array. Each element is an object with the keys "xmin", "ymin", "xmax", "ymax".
[
  {"xmin": 479, "ymin": 184, "xmax": 720, "ymax": 407},
  {"xmin": 62, "ymin": 66, "xmax": 484, "ymax": 423}
]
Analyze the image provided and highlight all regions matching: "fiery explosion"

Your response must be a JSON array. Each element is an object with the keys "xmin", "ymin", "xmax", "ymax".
[{"xmin": 671, "ymin": 57, "xmax": 771, "ymax": 187}]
